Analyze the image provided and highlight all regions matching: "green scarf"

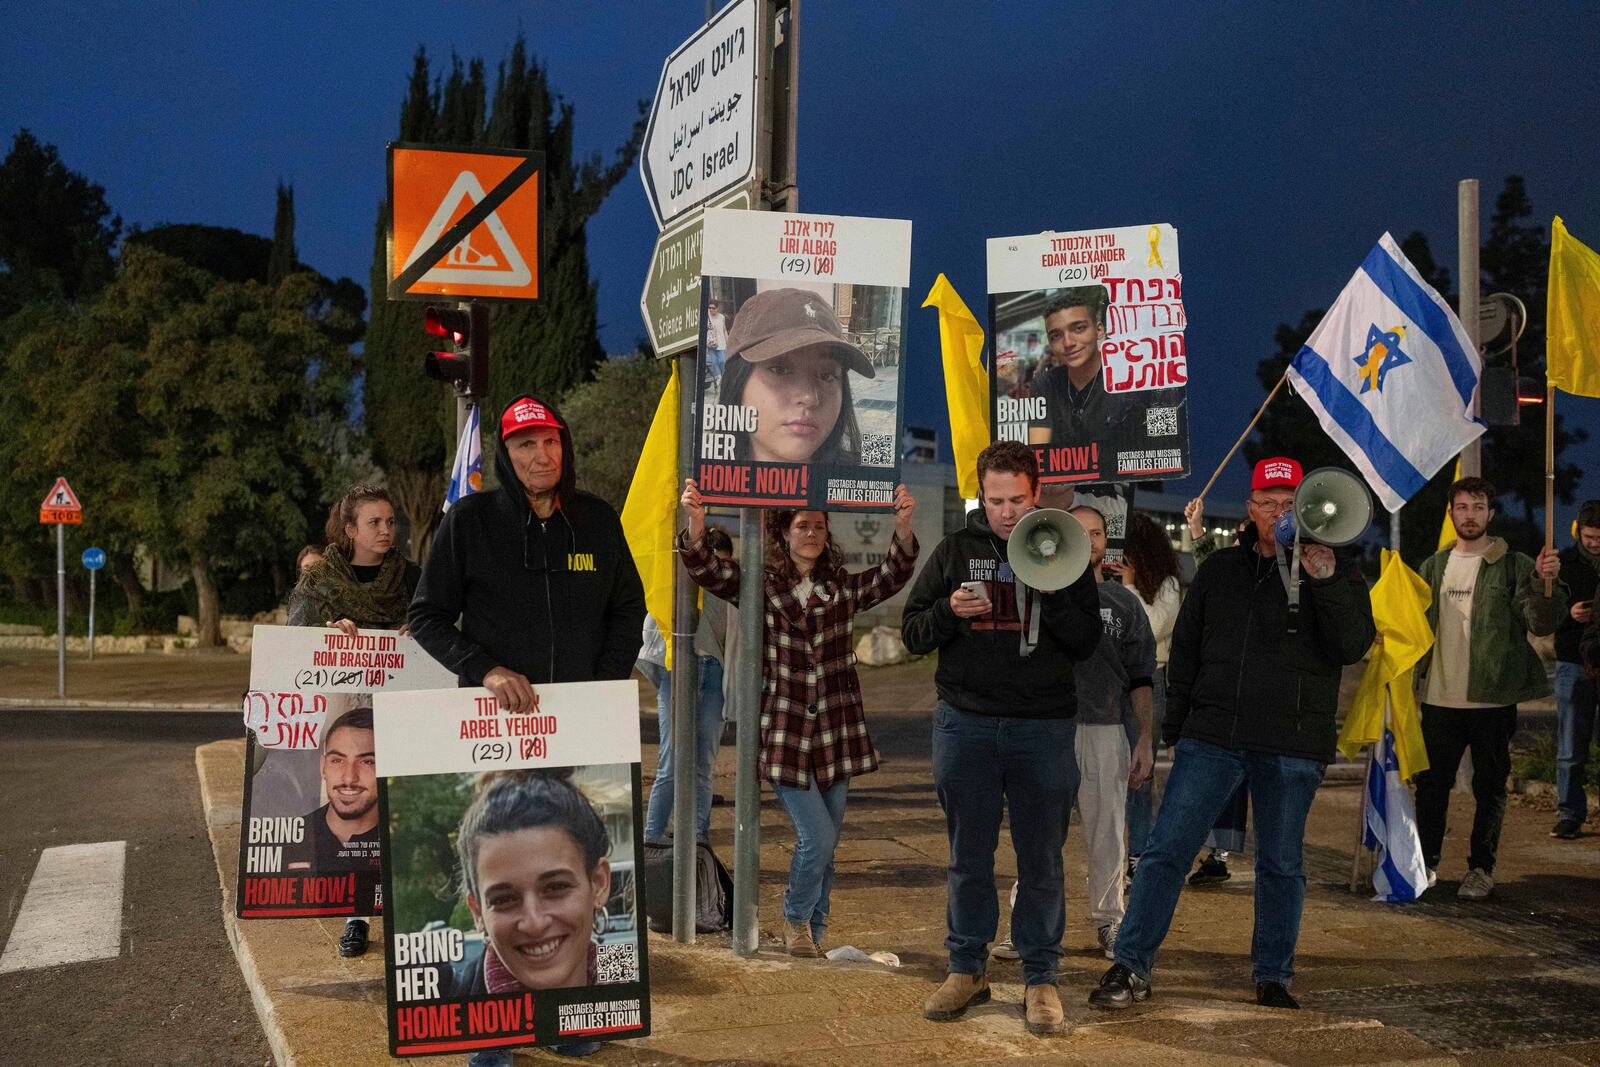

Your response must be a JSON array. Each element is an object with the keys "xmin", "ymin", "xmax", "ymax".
[{"xmin": 291, "ymin": 548, "xmax": 412, "ymax": 629}]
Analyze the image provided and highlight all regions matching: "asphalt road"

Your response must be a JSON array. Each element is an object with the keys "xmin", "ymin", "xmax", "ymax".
[{"xmin": 0, "ymin": 709, "xmax": 271, "ymax": 1066}]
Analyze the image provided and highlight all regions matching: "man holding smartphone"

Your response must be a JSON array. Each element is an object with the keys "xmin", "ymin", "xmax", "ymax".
[{"xmin": 903, "ymin": 441, "xmax": 1102, "ymax": 1037}]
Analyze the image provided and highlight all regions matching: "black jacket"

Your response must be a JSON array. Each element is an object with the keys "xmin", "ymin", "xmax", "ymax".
[
  {"xmin": 1165, "ymin": 526, "xmax": 1375, "ymax": 763},
  {"xmin": 1555, "ymin": 543, "xmax": 1599, "ymax": 665},
  {"xmin": 408, "ymin": 430, "xmax": 646, "ymax": 687},
  {"xmin": 901, "ymin": 507, "xmax": 1101, "ymax": 719}
]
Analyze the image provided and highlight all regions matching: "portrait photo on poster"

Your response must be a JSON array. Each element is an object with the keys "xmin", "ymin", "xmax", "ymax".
[
  {"xmin": 988, "ymin": 224, "xmax": 1190, "ymax": 485},
  {"xmin": 237, "ymin": 692, "xmax": 383, "ymax": 917},
  {"xmin": 694, "ymin": 208, "xmax": 911, "ymax": 510},
  {"xmin": 380, "ymin": 766, "xmax": 646, "ymax": 1055}
]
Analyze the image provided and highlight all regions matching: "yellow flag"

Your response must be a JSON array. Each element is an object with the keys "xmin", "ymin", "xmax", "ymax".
[
  {"xmin": 1339, "ymin": 549, "xmax": 1433, "ymax": 779},
  {"xmin": 1548, "ymin": 216, "xmax": 1600, "ymax": 398},
  {"xmin": 922, "ymin": 273, "xmax": 990, "ymax": 498},
  {"xmin": 621, "ymin": 362, "xmax": 679, "ymax": 669},
  {"xmin": 1437, "ymin": 458, "xmax": 1460, "ymax": 550}
]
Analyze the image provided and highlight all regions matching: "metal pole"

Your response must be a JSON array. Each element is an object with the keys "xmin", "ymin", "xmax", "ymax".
[
  {"xmin": 1390, "ymin": 509, "xmax": 1401, "ymax": 556},
  {"xmin": 1458, "ymin": 180, "xmax": 1481, "ymax": 478},
  {"xmin": 731, "ymin": 507, "xmax": 763, "ymax": 955},
  {"xmin": 56, "ymin": 524, "xmax": 65, "ymax": 699},
  {"xmin": 671, "ymin": 350, "xmax": 702, "ymax": 943},
  {"xmin": 730, "ymin": 0, "xmax": 799, "ymax": 959},
  {"xmin": 88, "ymin": 567, "xmax": 96, "ymax": 662}
]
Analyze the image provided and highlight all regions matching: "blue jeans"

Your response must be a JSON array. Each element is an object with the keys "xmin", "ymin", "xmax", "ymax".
[
  {"xmin": 708, "ymin": 346, "xmax": 726, "ymax": 376},
  {"xmin": 1115, "ymin": 739, "xmax": 1325, "ymax": 987},
  {"xmin": 1555, "ymin": 661, "xmax": 1599, "ymax": 823},
  {"xmin": 932, "ymin": 701, "xmax": 1077, "ymax": 987},
  {"xmin": 1125, "ymin": 667, "xmax": 1166, "ymax": 857},
  {"xmin": 642, "ymin": 656, "xmax": 726, "ymax": 841},
  {"xmin": 771, "ymin": 776, "xmax": 849, "ymax": 943}
]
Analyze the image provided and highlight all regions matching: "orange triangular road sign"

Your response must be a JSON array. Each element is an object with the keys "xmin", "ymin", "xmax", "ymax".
[
  {"xmin": 41, "ymin": 477, "xmax": 82, "ymax": 512},
  {"xmin": 401, "ymin": 170, "xmax": 532, "ymax": 287}
]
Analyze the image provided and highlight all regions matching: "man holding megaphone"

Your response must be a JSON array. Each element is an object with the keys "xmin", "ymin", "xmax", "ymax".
[
  {"xmin": 1091, "ymin": 457, "xmax": 1376, "ymax": 1013},
  {"xmin": 903, "ymin": 441, "xmax": 1102, "ymax": 1037}
]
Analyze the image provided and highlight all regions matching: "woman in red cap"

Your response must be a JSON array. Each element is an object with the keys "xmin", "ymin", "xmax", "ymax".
[{"xmin": 676, "ymin": 476, "xmax": 918, "ymax": 957}]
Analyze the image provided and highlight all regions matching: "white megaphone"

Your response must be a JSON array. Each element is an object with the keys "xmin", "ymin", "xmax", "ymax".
[
  {"xmin": 1006, "ymin": 508, "xmax": 1091, "ymax": 592},
  {"xmin": 1273, "ymin": 467, "xmax": 1373, "ymax": 548}
]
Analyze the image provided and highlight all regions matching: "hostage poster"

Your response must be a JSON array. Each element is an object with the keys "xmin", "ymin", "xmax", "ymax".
[
  {"xmin": 237, "ymin": 691, "xmax": 382, "ymax": 916},
  {"xmin": 988, "ymin": 223, "xmax": 1190, "ymax": 484},
  {"xmin": 693, "ymin": 207, "xmax": 910, "ymax": 510},
  {"xmin": 374, "ymin": 682, "xmax": 649, "ymax": 1057},
  {"xmin": 235, "ymin": 626, "xmax": 456, "ymax": 919}
]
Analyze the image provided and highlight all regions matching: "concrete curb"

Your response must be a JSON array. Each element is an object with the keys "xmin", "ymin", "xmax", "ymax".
[
  {"xmin": 196, "ymin": 742, "xmax": 298, "ymax": 1067},
  {"xmin": 0, "ymin": 697, "xmax": 237, "ymax": 712}
]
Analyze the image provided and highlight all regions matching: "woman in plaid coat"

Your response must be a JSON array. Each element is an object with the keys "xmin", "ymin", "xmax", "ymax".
[{"xmin": 679, "ymin": 478, "xmax": 919, "ymax": 957}]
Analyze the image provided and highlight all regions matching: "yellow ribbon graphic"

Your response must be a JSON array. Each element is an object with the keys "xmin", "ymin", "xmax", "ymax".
[{"xmin": 1147, "ymin": 225, "xmax": 1164, "ymax": 268}]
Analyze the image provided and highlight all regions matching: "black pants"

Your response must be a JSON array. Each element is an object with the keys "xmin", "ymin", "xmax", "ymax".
[{"xmin": 1414, "ymin": 703, "xmax": 1517, "ymax": 874}]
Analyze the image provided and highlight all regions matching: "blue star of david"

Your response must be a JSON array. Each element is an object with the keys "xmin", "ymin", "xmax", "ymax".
[{"xmin": 1356, "ymin": 324, "xmax": 1413, "ymax": 395}]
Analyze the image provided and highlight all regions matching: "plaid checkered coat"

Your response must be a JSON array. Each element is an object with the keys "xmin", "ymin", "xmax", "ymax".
[{"xmin": 681, "ymin": 530, "xmax": 918, "ymax": 789}]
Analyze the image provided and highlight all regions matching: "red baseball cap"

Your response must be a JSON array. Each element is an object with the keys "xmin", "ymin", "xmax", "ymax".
[
  {"xmin": 500, "ymin": 397, "xmax": 565, "ymax": 440},
  {"xmin": 1251, "ymin": 457, "xmax": 1303, "ymax": 491}
]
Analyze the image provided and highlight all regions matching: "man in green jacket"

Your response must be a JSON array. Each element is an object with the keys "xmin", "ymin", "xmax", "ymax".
[{"xmin": 1414, "ymin": 476, "xmax": 1564, "ymax": 900}]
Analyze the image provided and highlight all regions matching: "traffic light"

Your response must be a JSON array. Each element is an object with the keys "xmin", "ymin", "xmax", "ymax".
[{"xmin": 423, "ymin": 302, "xmax": 489, "ymax": 399}]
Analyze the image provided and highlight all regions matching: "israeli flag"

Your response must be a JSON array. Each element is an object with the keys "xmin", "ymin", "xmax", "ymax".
[
  {"xmin": 1362, "ymin": 725, "xmax": 1431, "ymax": 903},
  {"xmin": 442, "ymin": 403, "xmax": 482, "ymax": 512},
  {"xmin": 1286, "ymin": 234, "xmax": 1484, "ymax": 513}
]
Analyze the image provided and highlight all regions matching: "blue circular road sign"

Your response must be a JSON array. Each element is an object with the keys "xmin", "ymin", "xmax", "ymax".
[{"xmin": 82, "ymin": 547, "xmax": 106, "ymax": 570}]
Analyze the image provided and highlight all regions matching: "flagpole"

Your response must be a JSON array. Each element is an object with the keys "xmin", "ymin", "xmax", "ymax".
[
  {"xmin": 1196, "ymin": 371, "xmax": 1287, "ymax": 502},
  {"xmin": 1545, "ymin": 386, "xmax": 1556, "ymax": 596}
]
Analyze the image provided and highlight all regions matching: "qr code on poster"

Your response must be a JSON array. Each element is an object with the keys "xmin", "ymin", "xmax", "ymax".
[
  {"xmin": 860, "ymin": 433, "xmax": 894, "ymax": 467},
  {"xmin": 1146, "ymin": 407, "xmax": 1178, "ymax": 437},
  {"xmin": 595, "ymin": 942, "xmax": 638, "ymax": 984}
]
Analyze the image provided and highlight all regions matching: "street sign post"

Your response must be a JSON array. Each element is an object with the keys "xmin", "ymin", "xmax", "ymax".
[
  {"xmin": 39, "ymin": 477, "xmax": 83, "ymax": 697},
  {"xmin": 640, "ymin": 185, "xmax": 752, "ymax": 356},
  {"xmin": 385, "ymin": 144, "xmax": 544, "ymax": 303},
  {"xmin": 639, "ymin": 0, "xmax": 759, "ymax": 228},
  {"xmin": 82, "ymin": 547, "xmax": 105, "ymax": 661}
]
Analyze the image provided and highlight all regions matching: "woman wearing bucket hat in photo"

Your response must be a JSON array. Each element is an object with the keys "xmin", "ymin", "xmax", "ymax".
[{"xmin": 713, "ymin": 288, "xmax": 876, "ymax": 466}]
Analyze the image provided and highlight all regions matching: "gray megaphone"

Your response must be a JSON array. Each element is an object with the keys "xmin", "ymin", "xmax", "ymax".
[
  {"xmin": 1276, "ymin": 467, "xmax": 1373, "ymax": 547},
  {"xmin": 1006, "ymin": 508, "xmax": 1091, "ymax": 592}
]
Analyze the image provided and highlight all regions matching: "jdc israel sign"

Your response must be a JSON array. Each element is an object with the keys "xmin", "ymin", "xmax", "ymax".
[{"xmin": 640, "ymin": 0, "xmax": 758, "ymax": 228}]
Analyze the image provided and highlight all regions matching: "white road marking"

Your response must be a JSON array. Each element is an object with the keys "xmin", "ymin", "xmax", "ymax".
[{"xmin": 0, "ymin": 841, "xmax": 126, "ymax": 973}]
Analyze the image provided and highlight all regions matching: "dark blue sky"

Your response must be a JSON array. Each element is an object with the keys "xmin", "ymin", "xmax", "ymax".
[{"xmin": 8, "ymin": 2, "xmax": 1599, "ymax": 508}]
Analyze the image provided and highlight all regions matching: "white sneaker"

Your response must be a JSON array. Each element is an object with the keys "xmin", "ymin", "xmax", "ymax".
[
  {"xmin": 1457, "ymin": 867, "xmax": 1494, "ymax": 900},
  {"xmin": 1096, "ymin": 922, "xmax": 1119, "ymax": 960},
  {"xmin": 1426, "ymin": 867, "xmax": 1437, "ymax": 888},
  {"xmin": 992, "ymin": 938, "xmax": 1020, "ymax": 960}
]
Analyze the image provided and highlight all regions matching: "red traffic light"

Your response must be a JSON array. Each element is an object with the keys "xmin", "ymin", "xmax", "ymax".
[{"xmin": 424, "ymin": 305, "xmax": 471, "ymax": 345}]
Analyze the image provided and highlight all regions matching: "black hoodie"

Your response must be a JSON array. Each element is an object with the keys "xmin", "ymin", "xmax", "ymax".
[
  {"xmin": 901, "ymin": 507, "xmax": 1102, "ymax": 718},
  {"xmin": 408, "ymin": 399, "xmax": 646, "ymax": 687}
]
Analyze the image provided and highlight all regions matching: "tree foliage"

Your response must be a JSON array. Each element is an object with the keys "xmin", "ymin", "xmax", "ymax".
[
  {"xmin": 0, "ymin": 129, "xmax": 121, "ymax": 319},
  {"xmin": 562, "ymin": 356, "xmax": 673, "ymax": 509},
  {"xmin": 363, "ymin": 41, "xmax": 645, "ymax": 559}
]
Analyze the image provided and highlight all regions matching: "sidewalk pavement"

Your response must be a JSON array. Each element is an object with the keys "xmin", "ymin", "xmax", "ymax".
[{"xmin": 193, "ymin": 658, "xmax": 1600, "ymax": 1065}]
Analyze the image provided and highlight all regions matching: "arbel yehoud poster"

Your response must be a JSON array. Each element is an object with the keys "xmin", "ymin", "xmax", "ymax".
[
  {"xmin": 235, "ymin": 626, "xmax": 456, "ymax": 919},
  {"xmin": 374, "ymin": 682, "xmax": 649, "ymax": 1057},
  {"xmin": 694, "ymin": 207, "xmax": 910, "ymax": 510},
  {"xmin": 988, "ymin": 223, "xmax": 1189, "ymax": 484}
]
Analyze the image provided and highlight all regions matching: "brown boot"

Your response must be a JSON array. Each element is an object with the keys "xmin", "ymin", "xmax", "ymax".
[
  {"xmin": 1023, "ymin": 983, "xmax": 1067, "ymax": 1036},
  {"xmin": 782, "ymin": 921, "xmax": 820, "ymax": 958},
  {"xmin": 922, "ymin": 972, "xmax": 991, "ymax": 1021}
]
